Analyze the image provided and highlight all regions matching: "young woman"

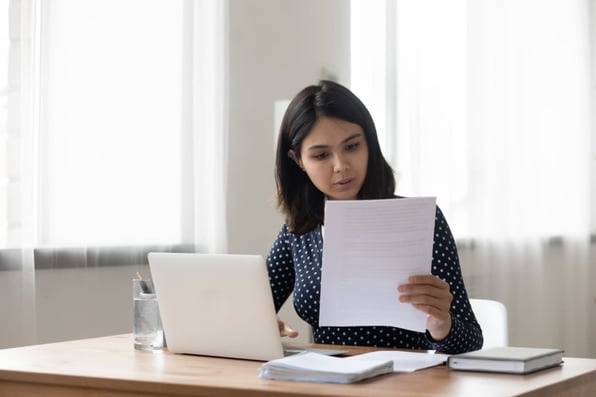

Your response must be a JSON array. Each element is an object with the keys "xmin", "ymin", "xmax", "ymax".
[{"xmin": 267, "ymin": 80, "xmax": 482, "ymax": 354}]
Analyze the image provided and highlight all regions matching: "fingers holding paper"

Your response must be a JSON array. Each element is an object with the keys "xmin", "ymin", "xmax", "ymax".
[{"xmin": 397, "ymin": 275, "xmax": 453, "ymax": 341}]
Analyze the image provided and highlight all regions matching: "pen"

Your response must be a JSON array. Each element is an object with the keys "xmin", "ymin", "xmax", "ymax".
[{"xmin": 136, "ymin": 272, "xmax": 150, "ymax": 294}]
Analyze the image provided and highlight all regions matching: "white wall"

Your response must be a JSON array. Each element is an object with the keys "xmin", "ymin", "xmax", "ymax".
[
  {"xmin": 226, "ymin": 0, "xmax": 350, "ymax": 257},
  {"xmin": 0, "ymin": 265, "xmax": 148, "ymax": 349}
]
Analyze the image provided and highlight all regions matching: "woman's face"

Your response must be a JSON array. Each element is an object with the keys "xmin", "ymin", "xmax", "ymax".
[{"xmin": 292, "ymin": 116, "xmax": 368, "ymax": 200}]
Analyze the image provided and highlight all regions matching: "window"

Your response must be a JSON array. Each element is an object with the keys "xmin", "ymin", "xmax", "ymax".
[
  {"xmin": 1, "ymin": 0, "xmax": 227, "ymax": 267},
  {"xmin": 351, "ymin": 0, "xmax": 591, "ymax": 241},
  {"xmin": 39, "ymin": 0, "xmax": 185, "ymax": 247}
]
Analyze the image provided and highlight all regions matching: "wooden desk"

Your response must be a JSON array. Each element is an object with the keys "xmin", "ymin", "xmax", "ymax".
[{"xmin": 0, "ymin": 334, "xmax": 594, "ymax": 397}]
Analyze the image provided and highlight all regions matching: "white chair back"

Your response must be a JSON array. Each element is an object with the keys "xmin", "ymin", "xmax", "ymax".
[{"xmin": 469, "ymin": 298, "xmax": 509, "ymax": 348}]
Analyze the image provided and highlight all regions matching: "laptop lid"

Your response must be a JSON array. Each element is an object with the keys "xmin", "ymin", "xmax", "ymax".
[{"xmin": 148, "ymin": 252, "xmax": 285, "ymax": 361}]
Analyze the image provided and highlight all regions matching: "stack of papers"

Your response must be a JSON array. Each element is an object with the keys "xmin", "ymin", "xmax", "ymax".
[
  {"xmin": 258, "ymin": 350, "xmax": 448, "ymax": 383},
  {"xmin": 258, "ymin": 352, "xmax": 393, "ymax": 384}
]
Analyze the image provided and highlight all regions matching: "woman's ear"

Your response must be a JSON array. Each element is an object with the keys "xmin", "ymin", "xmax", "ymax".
[{"xmin": 288, "ymin": 150, "xmax": 304, "ymax": 170}]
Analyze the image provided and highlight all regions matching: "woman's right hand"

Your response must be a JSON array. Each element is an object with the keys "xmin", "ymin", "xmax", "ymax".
[{"xmin": 277, "ymin": 317, "xmax": 299, "ymax": 338}]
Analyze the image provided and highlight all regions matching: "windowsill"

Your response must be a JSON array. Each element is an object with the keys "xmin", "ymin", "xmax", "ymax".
[
  {"xmin": 0, "ymin": 244, "xmax": 198, "ymax": 271},
  {"xmin": 455, "ymin": 234, "xmax": 596, "ymax": 251}
]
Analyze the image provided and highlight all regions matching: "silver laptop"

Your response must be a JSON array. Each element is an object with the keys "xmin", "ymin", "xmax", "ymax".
[{"xmin": 148, "ymin": 252, "xmax": 345, "ymax": 361}]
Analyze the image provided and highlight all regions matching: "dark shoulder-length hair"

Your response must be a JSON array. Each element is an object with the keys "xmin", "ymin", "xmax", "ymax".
[{"xmin": 275, "ymin": 80, "xmax": 395, "ymax": 234}]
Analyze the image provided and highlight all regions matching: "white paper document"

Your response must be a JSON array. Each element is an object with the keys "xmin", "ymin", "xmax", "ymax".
[
  {"xmin": 319, "ymin": 197, "xmax": 436, "ymax": 332},
  {"xmin": 347, "ymin": 350, "xmax": 448, "ymax": 372}
]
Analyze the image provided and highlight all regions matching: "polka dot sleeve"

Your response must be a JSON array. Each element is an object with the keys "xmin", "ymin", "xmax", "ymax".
[
  {"xmin": 426, "ymin": 207, "xmax": 483, "ymax": 353},
  {"xmin": 266, "ymin": 224, "xmax": 296, "ymax": 312}
]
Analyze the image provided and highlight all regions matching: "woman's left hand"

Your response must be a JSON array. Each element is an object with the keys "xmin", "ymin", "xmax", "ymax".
[{"xmin": 397, "ymin": 275, "xmax": 453, "ymax": 341}]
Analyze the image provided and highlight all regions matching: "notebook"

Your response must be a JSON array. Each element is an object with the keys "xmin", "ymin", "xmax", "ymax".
[
  {"xmin": 147, "ymin": 252, "xmax": 345, "ymax": 361},
  {"xmin": 447, "ymin": 346, "xmax": 564, "ymax": 374}
]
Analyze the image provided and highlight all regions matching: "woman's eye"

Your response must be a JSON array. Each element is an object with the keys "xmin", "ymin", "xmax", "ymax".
[
  {"xmin": 346, "ymin": 142, "xmax": 360, "ymax": 151},
  {"xmin": 313, "ymin": 152, "xmax": 329, "ymax": 160}
]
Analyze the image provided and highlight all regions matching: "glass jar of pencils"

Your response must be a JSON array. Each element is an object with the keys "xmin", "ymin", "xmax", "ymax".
[{"xmin": 132, "ymin": 278, "xmax": 164, "ymax": 351}]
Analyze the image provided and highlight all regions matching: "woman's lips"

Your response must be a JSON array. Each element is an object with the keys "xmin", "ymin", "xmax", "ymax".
[{"xmin": 334, "ymin": 178, "xmax": 354, "ymax": 189}]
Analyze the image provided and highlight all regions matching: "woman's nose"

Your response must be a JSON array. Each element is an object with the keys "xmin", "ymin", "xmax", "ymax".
[{"xmin": 333, "ymin": 153, "xmax": 349, "ymax": 173}]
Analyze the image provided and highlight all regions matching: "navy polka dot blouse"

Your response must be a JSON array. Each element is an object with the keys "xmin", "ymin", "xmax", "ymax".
[{"xmin": 266, "ymin": 206, "xmax": 483, "ymax": 354}]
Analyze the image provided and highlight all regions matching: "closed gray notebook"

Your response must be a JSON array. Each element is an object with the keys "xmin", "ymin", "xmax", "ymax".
[{"xmin": 447, "ymin": 346, "xmax": 564, "ymax": 374}]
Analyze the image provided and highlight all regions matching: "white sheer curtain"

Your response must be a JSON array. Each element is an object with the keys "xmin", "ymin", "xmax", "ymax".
[
  {"xmin": 191, "ymin": 0, "xmax": 228, "ymax": 254},
  {"xmin": 1, "ymin": 0, "xmax": 227, "ymax": 345},
  {"xmin": 2, "ymin": 0, "xmax": 226, "ymax": 253},
  {"xmin": 352, "ymin": 0, "xmax": 593, "ymax": 357}
]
